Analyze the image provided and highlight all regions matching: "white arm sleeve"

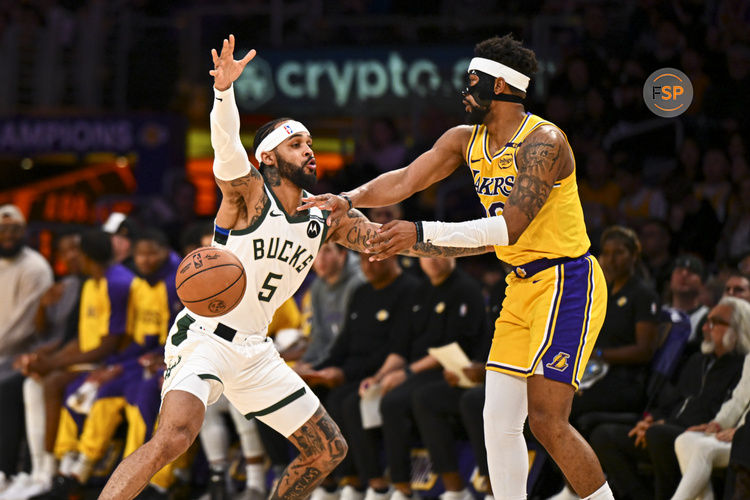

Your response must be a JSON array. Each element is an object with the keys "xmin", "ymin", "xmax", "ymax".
[
  {"xmin": 422, "ymin": 215, "xmax": 509, "ymax": 247},
  {"xmin": 210, "ymin": 85, "xmax": 252, "ymax": 181}
]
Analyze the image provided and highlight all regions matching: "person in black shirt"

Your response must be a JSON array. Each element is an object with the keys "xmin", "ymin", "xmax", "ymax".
[
  {"xmin": 549, "ymin": 226, "xmax": 661, "ymax": 500},
  {"xmin": 352, "ymin": 257, "xmax": 486, "ymax": 500},
  {"xmin": 589, "ymin": 301, "xmax": 746, "ymax": 500},
  {"xmin": 570, "ymin": 226, "xmax": 660, "ymax": 424},
  {"xmin": 297, "ymin": 253, "xmax": 420, "ymax": 498}
]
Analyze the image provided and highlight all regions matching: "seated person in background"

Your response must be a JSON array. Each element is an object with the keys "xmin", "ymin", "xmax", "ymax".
[
  {"xmin": 570, "ymin": 226, "xmax": 660, "ymax": 426},
  {"xmin": 411, "ymin": 322, "xmax": 494, "ymax": 500},
  {"xmin": 296, "ymin": 253, "xmax": 420, "ymax": 500},
  {"xmin": 670, "ymin": 297, "xmax": 750, "ymax": 500},
  {"xmin": 0, "ymin": 205, "xmax": 54, "ymax": 479},
  {"xmin": 296, "ymin": 242, "xmax": 364, "ymax": 368},
  {"xmin": 668, "ymin": 255, "xmax": 710, "ymax": 359},
  {"xmin": 589, "ymin": 298, "xmax": 748, "ymax": 500},
  {"xmin": 16, "ymin": 230, "xmax": 129, "ymax": 496},
  {"xmin": 723, "ymin": 272, "xmax": 750, "ymax": 302},
  {"xmin": 42, "ymin": 229, "xmax": 182, "ymax": 499},
  {"xmin": 3, "ymin": 230, "xmax": 83, "ymax": 496},
  {"xmin": 411, "ymin": 275, "xmax": 507, "ymax": 500},
  {"xmin": 350, "ymin": 257, "xmax": 486, "ymax": 500}
]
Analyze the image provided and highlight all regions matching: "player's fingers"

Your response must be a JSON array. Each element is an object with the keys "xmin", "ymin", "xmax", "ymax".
[
  {"xmin": 239, "ymin": 49, "xmax": 256, "ymax": 67},
  {"xmin": 211, "ymin": 48, "xmax": 219, "ymax": 66},
  {"xmin": 376, "ymin": 220, "xmax": 398, "ymax": 234},
  {"xmin": 229, "ymin": 34, "xmax": 235, "ymax": 52}
]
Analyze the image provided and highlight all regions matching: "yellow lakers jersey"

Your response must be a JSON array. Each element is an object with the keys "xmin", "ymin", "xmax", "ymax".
[
  {"xmin": 78, "ymin": 278, "xmax": 112, "ymax": 352},
  {"xmin": 127, "ymin": 277, "xmax": 170, "ymax": 346},
  {"xmin": 465, "ymin": 113, "xmax": 590, "ymax": 266}
]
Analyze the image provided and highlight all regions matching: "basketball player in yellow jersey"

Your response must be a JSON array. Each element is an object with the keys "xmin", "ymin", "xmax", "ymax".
[{"xmin": 299, "ymin": 35, "xmax": 612, "ymax": 500}]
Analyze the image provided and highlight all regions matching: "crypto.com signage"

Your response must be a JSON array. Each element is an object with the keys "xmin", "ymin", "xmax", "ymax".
[{"xmin": 233, "ymin": 47, "xmax": 472, "ymax": 116}]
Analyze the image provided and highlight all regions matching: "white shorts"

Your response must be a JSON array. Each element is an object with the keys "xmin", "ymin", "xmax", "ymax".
[{"xmin": 162, "ymin": 312, "xmax": 320, "ymax": 437}]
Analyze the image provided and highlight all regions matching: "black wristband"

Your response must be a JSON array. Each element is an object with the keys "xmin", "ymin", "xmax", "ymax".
[
  {"xmin": 404, "ymin": 365, "xmax": 413, "ymax": 377},
  {"xmin": 339, "ymin": 194, "xmax": 353, "ymax": 211},
  {"xmin": 414, "ymin": 221, "xmax": 424, "ymax": 243}
]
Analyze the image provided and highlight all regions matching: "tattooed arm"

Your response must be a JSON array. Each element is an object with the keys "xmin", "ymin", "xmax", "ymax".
[
  {"xmin": 326, "ymin": 208, "xmax": 492, "ymax": 259},
  {"xmin": 502, "ymin": 125, "xmax": 571, "ymax": 244},
  {"xmin": 363, "ymin": 126, "xmax": 571, "ymax": 257}
]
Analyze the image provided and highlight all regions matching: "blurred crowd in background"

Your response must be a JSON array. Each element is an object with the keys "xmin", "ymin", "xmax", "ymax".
[{"xmin": 2, "ymin": 0, "xmax": 750, "ymax": 500}]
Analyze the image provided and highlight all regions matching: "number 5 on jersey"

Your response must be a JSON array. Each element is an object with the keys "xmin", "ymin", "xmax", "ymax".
[{"xmin": 259, "ymin": 272, "xmax": 283, "ymax": 302}]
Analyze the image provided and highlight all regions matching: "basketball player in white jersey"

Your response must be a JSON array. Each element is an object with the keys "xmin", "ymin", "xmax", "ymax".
[{"xmin": 98, "ymin": 35, "xmax": 489, "ymax": 500}]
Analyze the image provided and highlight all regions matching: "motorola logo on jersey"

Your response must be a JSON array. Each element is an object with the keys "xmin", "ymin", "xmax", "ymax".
[{"xmin": 307, "ymin": 220, "xmax": 321, "ymax": 238}]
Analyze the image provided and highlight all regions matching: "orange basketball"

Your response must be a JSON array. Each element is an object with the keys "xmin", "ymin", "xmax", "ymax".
[{"xmin": 176, "ymin": 246, "xmax": 246, "ymax": 317}]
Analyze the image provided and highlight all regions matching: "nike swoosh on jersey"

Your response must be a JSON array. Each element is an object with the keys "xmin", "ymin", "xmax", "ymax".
[
  {"xmin": 470, "ymin": 158, "xmax": 482, "ymax": 163},
  {"xmin": 270, "ymin": 211, "xmax": 284, "ymax": 217}
]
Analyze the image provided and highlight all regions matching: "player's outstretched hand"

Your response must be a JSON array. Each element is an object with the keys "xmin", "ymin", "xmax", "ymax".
[
  {"xmin": 366, "ymin": 219, "xmax": 417, "ymax": 261},
  {"xmin": 210, "ymin": 34, "xmax": 256, "ymax": 91},
  {"xmin": 298, "ymin": 193, "xmax": 350, "ymax": 227}
]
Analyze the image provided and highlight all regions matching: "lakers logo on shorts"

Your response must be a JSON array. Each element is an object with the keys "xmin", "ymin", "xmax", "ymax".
[{"xmin": 546, "ymin": 352, "xmax": 570, "ymax": 372}]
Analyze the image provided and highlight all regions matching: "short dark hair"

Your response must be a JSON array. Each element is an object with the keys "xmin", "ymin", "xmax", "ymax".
[
  {"xmin": 133, "ymin": 228, "xmax": 170, "ymax": 249},
  {"xmin": 475, "ymin": 34, "xmax": 538, "ymax": 94},
  {"xmin": 80, "ymin": 229, "xmax": 113, "ymax": 265},
  {"xmin": 253, "ymin": 117, "xmax": 294, "ymax": 170}
]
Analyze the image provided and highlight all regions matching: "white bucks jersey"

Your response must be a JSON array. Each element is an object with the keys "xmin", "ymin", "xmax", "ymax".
[{"xmin": 195, "ymin": 184, "xmax": 329, "ymax": 335}]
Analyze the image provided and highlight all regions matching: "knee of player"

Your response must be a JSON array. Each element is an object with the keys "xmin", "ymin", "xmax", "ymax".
[
  {"xmin": 527, "ymin": 407, "xmax": 567, "ymax": 443},
  {"xmin": 154, "ymin": 423, "xmax": 196, "ymax": 458}
]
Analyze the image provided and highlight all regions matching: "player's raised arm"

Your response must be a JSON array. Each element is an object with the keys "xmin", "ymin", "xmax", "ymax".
[
  {"xmin": 209, "ymin": 35, "xmax": 263, "ymax": 196},
  {"xmin": 325, "ymin": 207, "xmax": 492, "ymax": 259},
  {"xmin": 298, "ymin": 125, "xmax": 472, "ymax": 227}
]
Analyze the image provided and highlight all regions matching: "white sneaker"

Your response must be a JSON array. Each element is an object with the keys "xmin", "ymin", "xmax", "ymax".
[
  {"xmin": 0, "ymin": 474, "xmax": 8, "ymax": 494},
  {"xmin": 340, "ymin": 485, "xmax": 365, "ymax": 500},
  {"xmin": 310, "ymin": 487, "xmax": 340, "ymax": 500},
  {"xmin": 9, "ymin": 476, "xmax": 51, "ymax": 500},
  {"xmin": 484, "ymin": 496, "xmax": 494, "ymax": 500},
  {"xmin": 0, "ymin": 473, "xmax": 33, "ymax": 500},
  {"xmin": 390, "ymin": 491, "xmax": 418, "ymax": 500},
  {"xmin": 546, "ymin": 485, "xmax": 579, "ymax": 500},
  {"xmin": 439, "ymin": 489, "xmax": 474, "ymax": 500},
  {"xmin": 363, "ymin": 487, "xmax": 392, "ymax": 500}
]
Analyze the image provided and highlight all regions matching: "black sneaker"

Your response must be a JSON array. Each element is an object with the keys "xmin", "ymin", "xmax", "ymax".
[{"xmin": 208, "ymin": 470, "xmax": 230, "ymax": 500}]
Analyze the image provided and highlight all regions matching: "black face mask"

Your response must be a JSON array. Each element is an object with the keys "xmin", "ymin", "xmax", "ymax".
[{"xmin": 462, "ymin": 70, "xmax": 525, "ymax": 108}]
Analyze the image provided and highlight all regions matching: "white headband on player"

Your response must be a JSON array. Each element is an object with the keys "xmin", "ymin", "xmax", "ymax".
[
  {"xmin": 468, "ymin": 57, "xmax": 530, "ymax": 92},
  {"xmin": 254, "ymin": 120, "xmax": 310, "ymax": 163}
]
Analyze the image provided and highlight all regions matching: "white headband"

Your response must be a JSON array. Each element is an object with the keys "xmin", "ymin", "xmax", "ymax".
[
  {"xmin": 254, "ymin": 120, "xmax": 310, "ymax": 163},
  {"xmin": 468, "ymin": 57, "xmax": 530, "ymax": 92}
]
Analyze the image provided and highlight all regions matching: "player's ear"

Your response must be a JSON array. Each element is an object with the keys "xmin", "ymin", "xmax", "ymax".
[
  {"xmin": 494, "ymin": 77, "xmax": 506, "ymax": 95},
  {"xmin": 260, "ymin": 150, "xmax": 276, "ymax": 167}
]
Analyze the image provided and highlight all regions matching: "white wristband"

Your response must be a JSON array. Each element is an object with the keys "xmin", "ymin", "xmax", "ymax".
[{"xmin": 422, "ymin": 215, "xmax": 509, "ymax": 247}]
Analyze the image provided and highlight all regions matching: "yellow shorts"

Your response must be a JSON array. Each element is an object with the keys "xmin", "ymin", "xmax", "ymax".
[{"xmin": 487, "ymin": 254, "xmax": 607, "ymax": 389}]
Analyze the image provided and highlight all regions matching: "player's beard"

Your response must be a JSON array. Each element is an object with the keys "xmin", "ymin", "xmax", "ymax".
[
  {"xmin": 277, "ymin": 155, "xmax": 317, "ymax": 192},
  {"xmin": 0, "ymin": 241, "xmax": 23, "ymax": 258},
  {"xmin": 465, "ymin": 102, "xmax": 490, "ymax": 125}
]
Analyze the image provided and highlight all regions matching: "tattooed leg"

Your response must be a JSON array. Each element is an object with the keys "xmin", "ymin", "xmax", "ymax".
[{"xmin": 269, "ymin": 405, "xmax": 348, "ymax": 500}]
